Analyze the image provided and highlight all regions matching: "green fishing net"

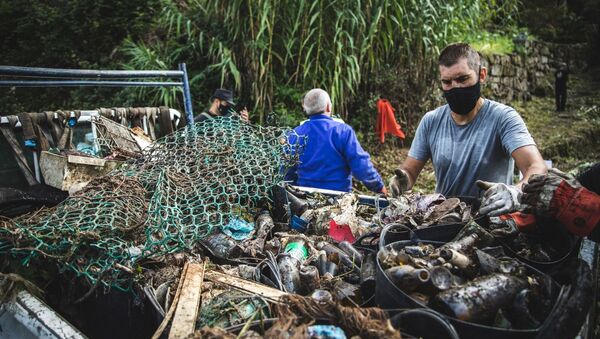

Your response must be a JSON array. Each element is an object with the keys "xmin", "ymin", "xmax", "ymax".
[{"xmin": 0, "ymin": 116, "xmax": 305, "ymax": 290}]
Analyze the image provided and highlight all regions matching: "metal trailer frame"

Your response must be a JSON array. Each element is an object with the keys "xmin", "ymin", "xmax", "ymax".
[
  {"xmin": 0, "ymin": 64, "xmax": 194, "ymax": 124},
  {"xmin": 0, "ymin": 64, "xmax": 194, "ymax": 184}
]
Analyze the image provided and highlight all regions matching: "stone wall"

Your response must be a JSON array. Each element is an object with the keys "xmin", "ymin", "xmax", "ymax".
[{"xmin": 481, "ymin": 40, "xmax": 587, "ymax": 102}]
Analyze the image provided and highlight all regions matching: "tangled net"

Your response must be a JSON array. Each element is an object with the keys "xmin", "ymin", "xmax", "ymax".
[
  {"xmin": 190, "ymin": 294, "xmax": 400, "ymax": 339},
  {"xmin": 265, "ymin": 295, "xmax": 400, "ymax": 339},
  {"xmin": 196, "ymin": 290, "xmax": 270, "ymax": 329},
  {"xmin": 0, "ymin": 116, "xmax": 304, "ymax": 290}
]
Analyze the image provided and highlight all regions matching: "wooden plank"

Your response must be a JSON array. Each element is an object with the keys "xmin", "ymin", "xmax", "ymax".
[
  {"xmin": 168, "ymin": 263, "xmax": 205, "ymax": 339},
  {"xmin": 151, "ymin": 263, "xmax": 188, "ymax": 339},
  {"xmin": 67, "ymin": 154, "xmax": 106, "ymax": 167},
  {"xmin": 203, "ymin": 270, "xmax": 287, "ymax": 303}
]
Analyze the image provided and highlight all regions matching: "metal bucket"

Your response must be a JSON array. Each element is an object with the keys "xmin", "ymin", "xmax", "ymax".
[{"xmin": 375, "ymin": 229, "xmax": 561, "ymax": 339}]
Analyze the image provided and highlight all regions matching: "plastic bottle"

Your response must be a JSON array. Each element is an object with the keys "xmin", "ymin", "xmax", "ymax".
[
  {"xmin": 278, "ymin": 239, "xmax": 309, "ymax": 293},
  {"xmin": 430, "ymin": 273, "xmax": 527, "ymax": 323},
  {"xmin": 338, "ymin": 241, "xmax": 363, "ymax": 266},
  {"xmin": 386, "ymin": 265, "xmax": 431, "ymax": 292},
  {"xmin": 317, "ymin": 241, "xmax": 356, "ymax": 270}
]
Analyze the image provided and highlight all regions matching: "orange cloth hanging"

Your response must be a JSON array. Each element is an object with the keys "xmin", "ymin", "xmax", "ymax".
[{"xmin": 376, "ymin": 98, "xmax": 405, "ymax": 143}]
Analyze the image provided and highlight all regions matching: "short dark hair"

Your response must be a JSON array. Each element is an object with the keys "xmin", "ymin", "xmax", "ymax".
[{"xmin": 438, "ymin": 43, "xmax": 480, "ymax": 71}]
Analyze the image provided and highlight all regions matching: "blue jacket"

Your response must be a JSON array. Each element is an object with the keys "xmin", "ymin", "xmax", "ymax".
[{"xmin": 284, "ymin": 114, "xmax": 384, "ymax": 192}]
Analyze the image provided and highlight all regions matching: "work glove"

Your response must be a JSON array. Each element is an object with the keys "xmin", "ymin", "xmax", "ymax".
[
  {"xmin": 487, "ymin": 212, "xmax": 537, "ymax": 237},
  {"xmin": 389, "ymin": 168, "xmax": 411, "ymax": 198},
  {"xmin": 477, "ymin": 181, "xmax": 521, "ymax": 217},
  {"xmin": 521, "ymin": 168, "xmax": 577, "ymax": 217},
  {"xmin": 522, "ymin": 168, "xmax": 600, "ymax": 237}
]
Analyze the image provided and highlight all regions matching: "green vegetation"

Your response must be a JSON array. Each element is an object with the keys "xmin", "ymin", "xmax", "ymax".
[
  {"xmin": 466, "ymin": 31, "xmax": 516, "ymax": 56},
  {"xmin": 119, "ymin": 0, "xmax": 520, "ymax": 126},
  {"xmin": 1, "ymin": 0, "xmax": 599, "ymax": 142},
  {"xmin": 0, "ymin": 0, "xmax": 159, "ymax": 112}
]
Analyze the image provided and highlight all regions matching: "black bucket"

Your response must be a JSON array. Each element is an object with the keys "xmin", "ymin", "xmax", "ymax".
[
  {"xmin": 377, "ymin": 196, "xmax": 484, "ymax": 247},
  {"xmin": 45, "ymin": 286, "xmax": 162, "ymax": 339},
  {"xmin": 496, "ymin": 217, "xmax": 581, "ymax": 277},
  {"xmin": 375, "ymin": 229, "xmax": 561, "ymax": 339},
  {"xmin": 379, "ymin": 222, "xmax": 464, "ymax": 247},
  {"xmin": 390, "ymin": 308, "xmax": 460, "ymax": 339}
]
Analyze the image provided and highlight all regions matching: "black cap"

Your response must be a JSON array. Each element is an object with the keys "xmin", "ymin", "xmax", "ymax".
[{"xmin": 211, "ymin": 88, "xmax": 235, "ymax": 105}]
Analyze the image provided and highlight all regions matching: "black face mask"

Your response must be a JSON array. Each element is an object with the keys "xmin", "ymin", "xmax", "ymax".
[
  {"xmin": 443, "ymin": 70, "xmax": 481, "ymax": 116},
  {"xmin": 219, "ymin": 103, "xmax": 233, "ymax": 115}
]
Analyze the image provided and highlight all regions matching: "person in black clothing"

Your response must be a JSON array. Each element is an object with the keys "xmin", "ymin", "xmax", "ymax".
[
  {"xmin": 575, "ymin": 162, "xmax": 600, "ymax": 195},
  {"xmin": 193, "ymin": 88, "xmax": 249, "ymax": 123},
  {"xmin": 520, "ymin": 163, "xmax": 600, "ymax": 241},
  {"xmin": 554, "ymin": 62, "xmax": 569, "ymax": 111}
]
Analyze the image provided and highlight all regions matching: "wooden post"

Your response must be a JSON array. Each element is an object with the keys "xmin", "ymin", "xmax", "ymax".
[{"xmin": 168, "ymin": 263, "xmax": 205, "ymax": 339}]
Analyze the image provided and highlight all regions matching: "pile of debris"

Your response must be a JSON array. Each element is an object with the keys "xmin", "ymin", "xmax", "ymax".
[{"xmin": 0, "ymin": 116, "xmax": 591, "ymax": 338}]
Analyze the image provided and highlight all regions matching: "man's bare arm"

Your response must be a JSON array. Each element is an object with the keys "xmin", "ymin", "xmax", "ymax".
[
  {"xmin": 400, "ymin": 156, "xmax": 427, "ymax": 190},
  {"xmin": 512, "ymin": 145, "xmax": 547, "ymax": 188}
]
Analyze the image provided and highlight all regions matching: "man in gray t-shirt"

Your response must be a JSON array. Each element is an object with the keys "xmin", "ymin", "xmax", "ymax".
[
  {"xmin": 409, "ymin": 100, "xmax": 534, "ymax": 197},
  {"xmin": 389, "ymin": 43, "xmax": 547, "ymax": 217}
]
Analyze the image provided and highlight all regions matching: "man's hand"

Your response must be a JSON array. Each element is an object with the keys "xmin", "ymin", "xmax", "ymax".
[
  {"xmin": 521, "ymin": 168, "xmax": 577, "ymax": 217},
  {"xmin": 380, "ymin": 186, "xmax": 388, "ymax": 196},
  {"xmin": 389, "ymin": 168, "xmax": 410, "ymax": 197},
  {"xmin": 477, "ymin": 180, "xmax": 522, "ymax": 217},
  {"xmin": 239, "ymin": 107, "xmax": 249, "ymax": 122}
]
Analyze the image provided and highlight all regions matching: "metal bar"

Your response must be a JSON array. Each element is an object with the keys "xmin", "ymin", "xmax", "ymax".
[
  {"xmin": 3, "ymin": 290, "xmax": 87, "ymax": 339},
  {"xmin": 91, "ymin": 119, "xmax": 99, "ymax": 154},
  {"xmin": 179, "ymin": 63, "xmax": 194, "ymax": 125},
  {"xmin": 291, "ymin": 185, "xmax": 389, "ymax": 208},
  {"xmin": 32, "ymin": 151, "xmax": 41, "ymax": 183},
  {"xmin": 1, "ymin": 109, "xmax": 182, "ymax": 125},
  {"xmin": 142, "ymin": 115, "xmax": 149, "ymax": 135},
  {"xmin": 0, "ymin": 80, "xmax": 183, "ymax": 87},
  {"xmin": 0, "ymin": 65, "xmax": 183, "ymax": 79}
]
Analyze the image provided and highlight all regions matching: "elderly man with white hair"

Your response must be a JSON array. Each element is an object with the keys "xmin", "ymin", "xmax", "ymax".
[{"xmin": 284, "ymin": 88, "xmax": 386, "ymax": 194}]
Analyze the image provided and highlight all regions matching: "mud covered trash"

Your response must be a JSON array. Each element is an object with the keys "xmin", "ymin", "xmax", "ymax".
[
  {"xmin": 496, "ymin": 218, "xmax": 580, "ymax": 266},
  {"xmin": 378, "ymin": 220, "xmax": 557, "ymax": 329},
  {"xmin": 380, "ymin": 193, "xmax": 473, "ymax": 228},
  {"xmin": 0, "ymin": 114, "xmax": 592, "ymax": 339}
]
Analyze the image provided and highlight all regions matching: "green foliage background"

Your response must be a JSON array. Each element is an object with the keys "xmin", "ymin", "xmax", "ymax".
[{"xmin": 0, "ymin": 0, "xmax": 597, "ymax": 138}]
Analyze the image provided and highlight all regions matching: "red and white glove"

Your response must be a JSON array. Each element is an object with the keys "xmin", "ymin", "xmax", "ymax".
[
  {"xmin": 488, "ymin": 212, "xmax": 537, "ymax": 237},
  {"xmin": 522, "ymin": 168, "xmax": 600, "ymax": 237}
]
